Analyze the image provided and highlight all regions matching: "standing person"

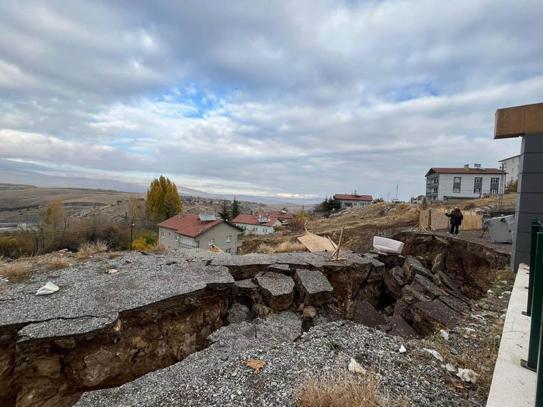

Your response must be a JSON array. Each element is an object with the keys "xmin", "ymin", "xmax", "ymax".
[{"xmin": 446, "ymin": 207, "xmax": 463, "ymax": 235}]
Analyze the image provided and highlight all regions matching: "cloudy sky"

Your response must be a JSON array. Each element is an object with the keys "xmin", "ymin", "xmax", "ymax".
[{"xmin": 0, "ymin": 0, "xmax": 541, "ymax": 201}]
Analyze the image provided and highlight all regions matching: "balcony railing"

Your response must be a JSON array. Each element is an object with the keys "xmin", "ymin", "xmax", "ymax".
[{"xmin": 520, "ymin": 219, "xmax": 543, "ymax": 406}]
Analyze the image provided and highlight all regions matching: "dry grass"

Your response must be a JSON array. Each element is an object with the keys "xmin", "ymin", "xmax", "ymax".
[
  {"xmin": 309, "ymin": 202, "xmax": 420, "ymax": 235},
  {"xmin": 0, "ymin": 260, "xmax": 31, "ymax": 282},
  {"xmin": 295, "ymin": 371, "xmax": 406, "ymax": 407},
  {"xmin": 438, "ymin": 193, "xmax": 517, "ymax": 212},
  {"xmin": 77, "ymin": 240, "xmax": 108, "ymax": 259},
  {"xmin": 256, "ymin": 240, "xmax": 307, "ymax": 254},
  {"xmin": 42, "ymin": 256, "xmax": 71, "ymax": 271}
]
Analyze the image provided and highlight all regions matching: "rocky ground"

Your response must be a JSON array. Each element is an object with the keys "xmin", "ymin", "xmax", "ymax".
[
  {"xmin": 79, "ymin": 270, "xmax": 513, "ymax": 407},
  {"xmin": 0, "ymin": 232, "xmax": 513, "ymax": 406}
]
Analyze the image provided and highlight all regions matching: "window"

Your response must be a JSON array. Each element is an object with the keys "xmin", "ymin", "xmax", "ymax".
[
  {"xmin": 208, "ymin": 238, "xmax": 215, "ymax": 246},
  {"xmin": 226, "ymin": 235, "xmax": 232, "ymax": 243},
  {"xmin": 453, "ymin": 177, "xmax": 461, "ymax": 193},
  {"xmin": 490, "ymin": 177, "xmax": 499, "ymax": 194},
  {"xmin": 473, "ymin": 177, "xmax": 482, "ymax": 194}
]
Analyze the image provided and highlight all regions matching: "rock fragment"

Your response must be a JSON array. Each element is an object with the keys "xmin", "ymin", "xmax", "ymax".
[
  {"xmin": 255, "ymin": 272, "xmax": 295, "ymax": 311},
  {"xmin": 294, "ymin": 269, "xmax": 333, "ymax": 306}
]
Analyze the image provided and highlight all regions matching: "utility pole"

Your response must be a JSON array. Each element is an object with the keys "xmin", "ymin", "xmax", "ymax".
[{"xmin": 498, "ymin": 162, "xmax": 505, "ymax": 211}]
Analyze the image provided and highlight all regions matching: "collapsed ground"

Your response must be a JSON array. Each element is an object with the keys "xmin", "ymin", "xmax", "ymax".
[{"xmin": 0, "ymin": 231, "xmax": 511, "ymax": 406}]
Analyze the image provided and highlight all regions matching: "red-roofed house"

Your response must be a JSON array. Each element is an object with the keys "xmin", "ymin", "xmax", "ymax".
[
  {"xmin": 232, "ymin": 213, "xmax": 282, "ymax": 235},
  {"xmin": 425, "ymin": 164, "xmax": 505, "ymax": 201},
  {"xmin": 333, "ymin": 194, "xmax": 373, "ymax": 209},
  {"xmin": 158, "ymin": 214, "xmax": 243, "ymax": 253}
]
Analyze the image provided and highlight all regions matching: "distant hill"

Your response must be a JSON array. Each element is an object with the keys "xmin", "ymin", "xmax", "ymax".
[{"xmin": 0, "ymin": 159, "xmax": 320, "ymax": 206}]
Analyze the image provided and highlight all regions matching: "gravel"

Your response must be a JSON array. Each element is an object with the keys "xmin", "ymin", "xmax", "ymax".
[{"xmin": 77, "ymin": 315, "xmax": 474, "ymax": 407}]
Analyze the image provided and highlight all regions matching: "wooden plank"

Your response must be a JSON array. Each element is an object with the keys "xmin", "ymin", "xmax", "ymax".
[
  {"xmin": 495, "ymin": 102, "xmax": 543, "ymax": 139},
  {"xmin": 297, "ymin": 231, "xmax": 337, "ymax": 252}
]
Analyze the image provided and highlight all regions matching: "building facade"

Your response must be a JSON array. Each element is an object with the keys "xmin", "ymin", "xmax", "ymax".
[
  {"xmin": 158, "ymin": 214, "xmax": 242, "ymax": 253},
  {"xmin": 333, "ymin": 194, "xmax": 373, "ymax": 208},
  {"xmin": 425, "ymin": 165, "xmax": 505, "ymax": 201},
  {"xmin": 499, "ymin": 154, "xmax": 520, "ymax": 188},
  {"xmin": 232, "ymin": 213, "xmax": 281, "ymax": 235}
]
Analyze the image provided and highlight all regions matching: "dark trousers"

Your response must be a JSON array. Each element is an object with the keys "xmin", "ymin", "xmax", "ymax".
[{"xmin": 450, "ymin": 224, "xmax": 459, "ymax": 234}]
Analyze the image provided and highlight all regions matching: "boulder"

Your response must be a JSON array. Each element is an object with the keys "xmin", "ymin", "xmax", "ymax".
[
  {"xmin": 255, "ymin": 272, "xmax": 295, "ymax": 311},
  {"xmin": 227, "ymin": 303, "xmax": 251, "ymax": 324},
  {"xmin": 351, "ymin": 300, "xmax": 386, "ymax": 328},
  {"xmin": 376, "ymin": 253, "xmax": 406, "ymax": 270},
  {"xmin": 383, "ymin": 266, "xmax": 406, "ymax": 299},
  {"xmin": 411, "ymin": 299, "xmax": 461, "ymax": 335},
  {"xmin": 294, "ymin": 269, "xmax": 333, "ymax": 306},
  {"xmin": 439, "ymin": 294, "xmax": 470, "ymax": 315},
  {"xmin": 402, "ymin": 256, "xmax": 434, "ymax": 282},
  {"xmin": 409, "ymin": 274, "xmax": 443, "ymax": 300},
  {"xmin": 387, "ymin": 313, "xmax": 418, "ymax": 338}
]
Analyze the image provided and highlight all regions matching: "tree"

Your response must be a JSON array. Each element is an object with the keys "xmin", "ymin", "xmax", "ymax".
[
  {"xmin": 146, "ymin": 176, "xmax": 182, "ymax": 222},
  {"xmin": 44, "ymin": 199, "xmax": 67, "ymax": 235},
  {"xmin": 291, "ymin": 208, "xmax": 309, "ymax": 232},
  {"xmin": 231, "ymin": 197, "xmax": 240, "ymax": 219},
  {"xmin": 218, "ymin": 200, "xmax": 231, "ymax": 221},
  {"xmin": 505, "ymin": 179, "xmax": 518, "ymax": 193}
]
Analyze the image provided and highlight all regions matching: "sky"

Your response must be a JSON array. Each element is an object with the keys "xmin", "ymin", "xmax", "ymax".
[{"xmin": 0, "ymin": 0, "xmax": 542, "ymax": 202}]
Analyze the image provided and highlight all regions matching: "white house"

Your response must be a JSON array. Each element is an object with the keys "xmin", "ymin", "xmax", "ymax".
[
  {"xmin": 333, "ymin": 194, "xmax": 373, "ymax": 209},
  {"xmin": 232, "ymin": 213, "xmax": 281, "ymax": 235},
  {"xmin": 158, "ymin": 214, "xmax": 243, "ymax": 253},
  {"xmin": 425, "ymin": 165, "xmax": 505, "ymax": 201},
  {"xmin": 499, "ymin": 154, "xmax": 520, "ymax": 187}
]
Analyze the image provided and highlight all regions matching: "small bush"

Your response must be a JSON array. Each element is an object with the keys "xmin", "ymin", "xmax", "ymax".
[
  {"xmin": 296, "ymin": 371, "xmax": 402, "ymax": 407},
  {"xmin": 0, "ymin": 261, "xmax": 31, "ymax": 282},
  {"xmin": 43, "ymin": 256, "xmax": 71, "ymax": 271},
  {"xmin": 77, "ymin": 240, "xmax": 108, "ymax": 259},
  {"xmin": 131, "ymin": 230, "xmax": 158, "ymax": 251}
]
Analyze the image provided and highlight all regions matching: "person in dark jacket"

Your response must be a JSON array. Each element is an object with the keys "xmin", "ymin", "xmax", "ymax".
[{"xmin": 446, "ymin": 207, "xmax": 463, "ymax": 235}]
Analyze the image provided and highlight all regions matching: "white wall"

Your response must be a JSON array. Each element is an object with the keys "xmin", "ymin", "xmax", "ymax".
[
  {"xmin": 158, "ymin": 227, "xmax": 198, "ymax": 249},
  {"xmin": 338, "ymin": 200, "xmax": 371, "ymax": 209},
  {"xmin": 501, "ymin": 156, "xmax": 520, "ymax": 186},
  {"xmin": 234, "ymin": 223, "xmax": 275, "ymax": 235},
  {"xmin": 436, "ymin": 173, "xmax": 502, "ymax": 200}
]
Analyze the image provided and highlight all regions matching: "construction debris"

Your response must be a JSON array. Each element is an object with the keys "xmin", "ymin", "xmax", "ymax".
[
  {"xmin": 348, "ymin": 358, "xmax": 367, "ymax": 374},
  {"xmin": 246, "ymin": 359, "xmax": 266, "ymax": 374},
  {"xmin": 297, "ymin": 231, "xmax": 337, "ymax": 253},
  {"xmin": 36, "ymin": 282, "xmax": 60, "ymax": 296},
  {"xmin": 372, "ymin": 236, "xmax": 404, "ymax": 254}
]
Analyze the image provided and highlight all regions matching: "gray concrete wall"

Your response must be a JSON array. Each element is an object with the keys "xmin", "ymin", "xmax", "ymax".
[{"xmin": 513, "ymin": 134, "xmax": 543, "ymax": 270}]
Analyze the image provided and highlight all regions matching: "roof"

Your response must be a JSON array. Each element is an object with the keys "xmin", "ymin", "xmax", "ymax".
[
  {"xmin": 499, "ymin": 154, "xmax": 521, "ymax": 162},
  {"xmin": 333, "ymin": 194, "xmax": 373, "ymax": 202},
  {"xmin": 158, "ymin": 214, "xmax": 241, "ymax": 238},
  {"xmin": 232, "ymin": 213, "xmax": 279, "ymax": 227},
  {"xmin": 425, "ymin": 167, "xmax": 505, "ymax": 177}
]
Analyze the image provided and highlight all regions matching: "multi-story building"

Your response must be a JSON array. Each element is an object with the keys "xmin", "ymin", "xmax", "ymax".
[
  {"xmin": 425, "ymin": 165, "xmax": 505, "ymax": 201},
  {"xmin": 498, "ymin": 154, "xmax": 520, "ymax": 188}
]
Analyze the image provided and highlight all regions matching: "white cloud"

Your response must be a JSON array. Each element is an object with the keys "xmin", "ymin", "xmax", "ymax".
[{"xmin": 0, "ymin": 0, "xmax": 540, "ymax": 200}]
